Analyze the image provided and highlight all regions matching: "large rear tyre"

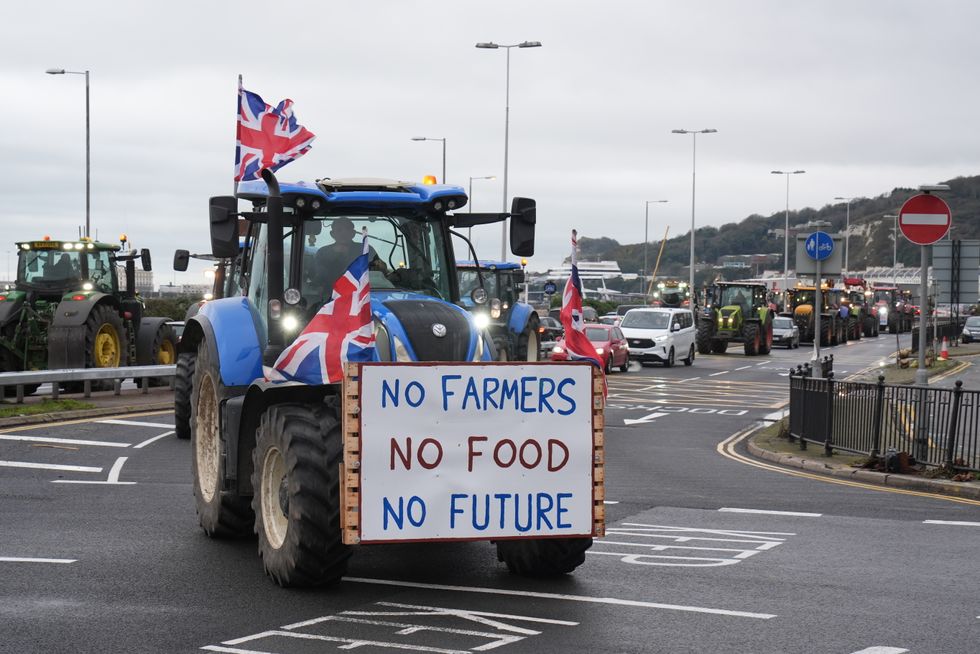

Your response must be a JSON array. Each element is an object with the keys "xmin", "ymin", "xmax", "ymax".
[
  {"xmin": 143, "ymin": 323, "xmax": 178, "ymax": 387},
  {"xmin": 252, "ymin": 399, "xmax": 351, "ymax": 587},
  {"xmin": 710, "ymin": 339, "xmax": 728, "ymax": 354},
  {"xmin": 73, "ymin": 304, "xmax": 129, "ymax": 391},
  {"xmin": 758, "ymin": 317, "xmax": 773, "ymax": 355},
  {"xmin": 496, "ymin": 536, "xmax": 592, "ymax": 577},
  {"xmin": 174, "ymin": 352, "xmax": 195, "ymax": 440},
  {"xmin": 743, "ymin": 322, "xmax": 760, "ymax": 356},
  {"xmin": 516, "ymin": 316, "xmax": 540, "ymax": 362},
  {"xmin": 191, "ymin": 341, "xmax": 253, "ymax": 538},
  {"xmin": 696, "ymin": 320, "xmax": 713, "ymax": 354}
]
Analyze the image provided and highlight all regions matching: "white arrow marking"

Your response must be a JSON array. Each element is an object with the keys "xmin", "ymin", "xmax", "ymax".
[{"xmin": 623, "ymin": 412, "xmax": 669, "ymax": 426}]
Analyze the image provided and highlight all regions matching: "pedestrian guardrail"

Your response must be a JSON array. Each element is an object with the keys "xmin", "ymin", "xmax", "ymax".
[
  {"xmin": 910, "ymin": 318, "xmax": 966, "ymax": 353},
  {"xmin": 0, "ymin": 365, "xmax": 176, "ymax": 403},
  {"xmin": 788, "ymin": 372, "xmax": 979, "ymax": 472}
]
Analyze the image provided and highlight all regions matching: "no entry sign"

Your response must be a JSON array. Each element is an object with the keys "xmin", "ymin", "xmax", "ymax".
[{"xmin": 899, "ymin": 194, "xmax": 952, "ymax": 246}]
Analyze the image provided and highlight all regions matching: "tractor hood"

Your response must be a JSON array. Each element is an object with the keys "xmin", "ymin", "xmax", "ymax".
[{"xmin": 371, "ymin": 292, "xmax": 488, "ymax": 362}]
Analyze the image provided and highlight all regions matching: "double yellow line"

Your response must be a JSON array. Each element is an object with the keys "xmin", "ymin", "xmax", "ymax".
[{"xmin": 717, "ymin": 424, "xmax": 980, "ymax": 507}]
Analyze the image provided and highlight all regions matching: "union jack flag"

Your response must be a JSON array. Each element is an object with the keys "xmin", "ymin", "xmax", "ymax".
[
  {"xmin": 267, "ymin": 230, "xmax": 375, "ymax": 385},
  {"xmin": 560, "ymin": 230, "xmax": 605, "ymax": 390},
  {"xmin": 235, "ymin": 81, "xmax": 316, "ymax": 182}
]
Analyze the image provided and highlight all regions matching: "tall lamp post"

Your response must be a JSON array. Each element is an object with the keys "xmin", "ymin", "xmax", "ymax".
[
  {"xmin": 411, "ymin": 136, "xmax": 446, "ymax": 184},
  {"xmin": 672, "ymin": 129, "xmax": 716, "ymax": 301},
  {"xmin": 644, "ymin": 200, "xmax": 668, "ymax": 289},
  {"xmin": 467, "ymin": 175, "xmax": 496, "ymax": 240},
  {"xmin": 771, "ymin": 170, "xmax": 806, "ymax": 299},
  {"xmin": 476, "ymin": 40, "xmax": 542, "ymax": 260},
  {"xmin": 834, "ymin": 196, "xmax": 861, "ymax": 277},
  {"xmin": 46, "ymin": 68, "xmax": 90, "ymax": 238}
]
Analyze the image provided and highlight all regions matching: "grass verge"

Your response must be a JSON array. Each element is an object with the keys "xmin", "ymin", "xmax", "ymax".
[
  {"xmin": 0, "ymin": 398, "xmax": 96, "ymax": 419},
  {"xmin": 751, "ymin": 418, "xmax": 867, "ymax": 467},
  {"xmin": 852, "ymin": 357, "xmax": 959, "ymax": 385}
]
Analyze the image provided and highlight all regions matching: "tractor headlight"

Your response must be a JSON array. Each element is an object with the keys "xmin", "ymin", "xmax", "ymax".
[
  {"xmin": 878, "ymin": 307, "xmax": 888, "ymax": 316},
  {"xmin": 473, "ymin": 312, "xmax": 490, "ymax": 330},
  {"xmin": 281, "ymin": 314, "xmax": 300, "ymax": 333},
  {"xmin": 82, "ymin": 282, "xmax": 93, "ymax": 291},
  {"xmin": 284, "ymin": 288, "xmax": 301, "ymax": 305},
  {"xmin": 392, "ymin": 335, "xmax": 413, "ymax": 362},
  {"xmin": 490, "ymin": 299, "xmax": 502, "ymax": 319}
]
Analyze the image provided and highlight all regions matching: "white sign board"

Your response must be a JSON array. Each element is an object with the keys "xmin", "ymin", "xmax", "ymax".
[{"xmin": 355, "ymin": 362, "xmax": 598, "ymax": 543}]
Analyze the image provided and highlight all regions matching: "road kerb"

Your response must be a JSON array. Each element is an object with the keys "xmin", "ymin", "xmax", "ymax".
[
  {"xmin": 0, "ymin": 402, "xmax": 174, "ymax": 429},
  {"xmin": 746, "ymin": 435, "xmax": 980, "ymax": 501}
]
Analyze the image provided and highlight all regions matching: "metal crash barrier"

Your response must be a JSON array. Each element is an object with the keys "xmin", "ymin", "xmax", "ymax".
[{"xmin": 0, "ymin": 365, "xmax": 176, "ymax": 403}]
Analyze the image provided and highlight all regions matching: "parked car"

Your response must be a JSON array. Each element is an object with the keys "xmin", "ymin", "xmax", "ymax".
[
  {"xmin": 620, "ymin": 307, "xmax": 696, "ymax": 367},
  {"xmin": 550, "ymin": 323, "xmax": 630, "ymax": 373},
  {"xmin": 772, "ymin": 315, "xmax": 800, "ymax": 348},
  {"xmin": 961, "ymin": 316, "xmax": 980, "ymax": 343},
  {"xmin": 538, "ymin": 315, "xmax": 563, "ymax": 352},
  {"xmin": 599, "ymin": 312, "xmax": 621, "ymax": 326}
]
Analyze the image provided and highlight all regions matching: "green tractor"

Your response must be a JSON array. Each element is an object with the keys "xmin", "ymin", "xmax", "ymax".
[
  {"xmin": 0, "ymin": 237, "xmax": 176, "ymax": 392},
  {"xmin": 696, "ymin": 282, "xmax": 773, "ymax": 356}
]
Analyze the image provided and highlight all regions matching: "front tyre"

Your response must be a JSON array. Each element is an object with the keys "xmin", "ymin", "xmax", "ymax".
[
  {"xmin": 684, "ymin": 344, "xmax": 695, "ymax": 366},
  {"xmin": 516, "ymin": 315, "xmax": 541, "ymax": 362},
  {"xmin": 743, "ymin": 322, "xmax": 760, "ymax": 356},
  {"xmin": 252, "ymin": 399, "xmax": 351, "ymax": 587},
  {"xmin": 190, "ymin": 341, "xmax": 252, "ymax": 538},
  {"xmin": 174, "ymin": 352, "xmax": 195, "ymax": 440},
  {"xmin": 496, "ymin": 537, "xmax": 592, "ymax": 577},
  {"xmin": 664, "ymin": 346, "xmax": 675, "ymax": 368}
]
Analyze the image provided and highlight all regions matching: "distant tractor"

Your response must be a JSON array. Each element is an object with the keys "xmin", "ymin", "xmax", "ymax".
[
  {"xmin": 0, "ymin": 236, "xmax": 175, "ymax": 392},
  {"xmin": 872, "ymin": 285, "xmax": 913, "ymax": 333},
  {"xmin": 650, "ymin": 281, "xmax": 691, "ymax": 308},
  {"xmin": 841, "ymin": 278, "xmax": 879, "ymax": 338},
  {"xmin": 457, "ymin": 260, "xmax": 540, "ymax": 361},
  {"xmin": 785, "ymin": 285, "xmax": 844, "ymax": 346},
  {"xmin": 696, "ymin": 282, "xmax": 773, "ymax": 356}
]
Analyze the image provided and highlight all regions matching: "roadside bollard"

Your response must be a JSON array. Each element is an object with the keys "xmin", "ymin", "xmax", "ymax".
[
  {"xmin": 870, "ymin": 375, "xmax": 885, "ymax": 459},
  {"xmin": 824, "ymin": 372, "xmax": 835, "ymax": 457},
  {"xmin": 943, "ymin": 381, "xmax": 964, "ymax": 468}
]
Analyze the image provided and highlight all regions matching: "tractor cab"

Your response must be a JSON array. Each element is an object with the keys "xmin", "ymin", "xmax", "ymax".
[
  {"xmin": 651, "ymin": 281, "xmax": 690, "ymax": 308},
  {"xmin": 696, "ymin": 282, "xmax": 773, "ymax": 356}
]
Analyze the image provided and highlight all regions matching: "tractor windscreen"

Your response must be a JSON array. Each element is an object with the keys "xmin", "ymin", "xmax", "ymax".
[
  {"xmin": 458, "ymin": 269, "xmax": 497, "ymax": 301},
  {"xmin": 16, "ymin": 247, "xmax": 114, "ymax": 292},
  {"xmin": 719, "ymin": 286, "xmax": 754, "ymax": 307},
  {"xmin": 300, "ymin": 214, "xmax": 451, "ymax": 304}
]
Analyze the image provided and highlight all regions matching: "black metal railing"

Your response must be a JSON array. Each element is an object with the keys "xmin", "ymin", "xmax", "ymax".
[
  {"xmin": 788, "ymin": 372, "xmax": 979, "ymax": 472},
  {"xmin": 910, "ymin": 318, "xmax": 967, "ymax": 353}
]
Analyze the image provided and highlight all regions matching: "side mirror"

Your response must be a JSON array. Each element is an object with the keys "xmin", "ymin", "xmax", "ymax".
[
  {"xmin": 672, "ymin": 323, "xmax": 681, "ymax": 332},
  {"xmin": 210, "ymin": 196, "xmax": 240, "ymax": 258},
  {"xmin": 509, "ymin": 197, "xmax": 536, "ymax": 257},
  {"xmin": 173, "ymin": 249, "xmax": 190, "ymax": 272},
  {"xmin": 140, "ymin": 248, "xmax": 152, "ymax": 272}
]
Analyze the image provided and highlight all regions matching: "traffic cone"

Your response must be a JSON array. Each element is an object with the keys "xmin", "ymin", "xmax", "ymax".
[{"xmin": 939, "ymin": 337, "xmax": 949, "ymax": 361}]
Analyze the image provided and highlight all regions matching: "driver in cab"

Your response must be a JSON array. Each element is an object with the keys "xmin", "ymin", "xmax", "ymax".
[{"xmin": 313, "ymin": 217, "xmax": 386, "ymax": 290}]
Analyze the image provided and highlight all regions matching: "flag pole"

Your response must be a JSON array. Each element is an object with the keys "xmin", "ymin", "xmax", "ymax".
[{"xmin": 234, "ymin": 74, "xmax": 242, "ymax": 196}]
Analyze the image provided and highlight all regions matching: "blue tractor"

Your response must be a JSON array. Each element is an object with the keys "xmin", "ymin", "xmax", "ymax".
[
  {"xmin": 457, "ymin": 260, "xmax": 540, "ymax": 361},
  {"xmin": 180, "ymin": 172, "xmax": 590, "ymax": 586}
]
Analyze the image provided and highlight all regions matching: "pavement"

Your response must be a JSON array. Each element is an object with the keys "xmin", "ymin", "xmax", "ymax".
[{"xmin": 0, "ymin": 385, "xmax": 173, "ymax": 429}]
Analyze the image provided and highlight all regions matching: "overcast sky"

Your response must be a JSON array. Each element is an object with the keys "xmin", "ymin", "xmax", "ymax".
[{"xmin": 2, "ymin": 0, "xmax": 978, "ymax": 285}]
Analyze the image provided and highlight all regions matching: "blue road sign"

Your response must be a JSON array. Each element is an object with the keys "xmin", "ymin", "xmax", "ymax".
[
  {"xmin": 543, "ymin": 281, "xmax": 558, "ymax": 295},
  {"xmin": 805, "ymin": 231, "xmax": 834, "ymax": 261}
]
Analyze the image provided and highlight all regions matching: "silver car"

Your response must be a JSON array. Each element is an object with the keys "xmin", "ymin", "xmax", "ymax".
[{"xmin": 772, "ymin": 316, "xmax": 800, "ymax": 348}]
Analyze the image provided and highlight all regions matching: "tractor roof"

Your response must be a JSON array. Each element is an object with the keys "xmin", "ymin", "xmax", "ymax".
[
  {"xmin": 15, "ymin": 238, "xmax": 120, "ymax": 252},
  {"xmin": 456, "ymin": 260, "xmax": 522, "ymax": 271},
  {"xmin": 236, "ymin": 177, "xmax": 468, "ymax": 212},
  {"xmin": 715, "ymin": 281, "xmax": 766, "ymax": 288}
]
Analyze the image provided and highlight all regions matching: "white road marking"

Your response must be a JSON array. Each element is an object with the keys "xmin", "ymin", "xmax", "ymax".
[
  {"xmin": 592, "ymin": 524, "xmax": 793, "ymax": 567},
  {"xmin": 0, "ymin": 434, "xmax": 129, "ymax": 448},
  {"xmin": 623, "ymin": 411, "xmax": 669, "ymax": 426},
  {"xmin": 719, "ymin": 508, "xmax": 822, "ymax": 517},
  {"xmin": 97, "ymin": 419, "xmax": 176, "ymax": 428},
  {"xmin": 674, "ymin": 376, "xmax": 699, "ymax": 382},
  {"xmin": 0, "ymin": 460, "xmax": 102, "ymax": 473},
  {"xmin": 344, "ymin": 577, "xmax": 776, "ymax": 619},
  {"xmin": 216, "ymin": 631, "xmax": 471, "ymax": 653},
  {"xmin": 709, "ymin": 371, "xmax": 729, "ymax": 376},
  {"xmin": 0, "ymin": 557, "xmax": 76, "ymax": 564},
  {"xmin": 923, "ymin": 520, "xmax": 980, "ymax": 527},
  {"xmin": 133, "ymin": 430, "xmax": 175, "ymax": 449},
  {"xmin": 603, "ymin": 500, "xmax": 620, "ymax": 505},
  {"xmin": 848, "ymin": 648, "xmax": 909, "ymax": 654},
  {"xmin": 755, "ymin": 361, "xmax": 768, "ymax": 366},
  {"xmin": 201, "ymin": 647, "xmax": 269, "ymax": 654},
  {"xmin": 52, "ymin": 456, "xmax": 135, "ymax": 485},
  {"xmin": 735, "ymin": 366, "xmax": 752, "ymax": 371}
]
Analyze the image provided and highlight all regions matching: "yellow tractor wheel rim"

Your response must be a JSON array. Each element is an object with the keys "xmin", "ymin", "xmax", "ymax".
[
  {"xmin": 157, "ymin": 339, "xmax": 176, "ymax": 365},
  {"xmin": 94, "ymin": 324, "xmax": 121, "ymax": 368}
]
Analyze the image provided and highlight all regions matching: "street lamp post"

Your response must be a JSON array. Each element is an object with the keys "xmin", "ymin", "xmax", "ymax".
[
  {"xmin": 834, "ymin": 196, "xmax": 860, "ymax": 277},
  {"xmin": 644, "ymin": 200, "xmax": 668, "ymax": 290},
  {"xmin": 476, "ymin": 40, "xmax": 542, "ymax": 261},
  {"xmin": 771, "ymin": 170, "xmax": 806, "ymax": 299},
  {"xmin": 883, "ymin": 214, "xmax": 900, "ymax": 363},
  {"xmin": 411, "ymin": 136, "xmax": 446, "ymax": 184},
  {"xmin": 46, "ymin": 68, "xmax": 90, "ymax": 238},
  {"xmin": 672, "ymin": 129, "xmax": 716, "ymax": 301},
  {"xmin": 467, "ymin": 175, "xmax": 496, "ymax": 240}
]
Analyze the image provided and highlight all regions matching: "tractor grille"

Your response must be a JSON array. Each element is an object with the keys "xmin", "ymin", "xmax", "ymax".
[
  {"xmin": 628, "ymin": 338, "xmax": 654, "ymax": 349},
  {"xmin": 383, "ymin": 300, "xmax": 471, "ymax": 361}
]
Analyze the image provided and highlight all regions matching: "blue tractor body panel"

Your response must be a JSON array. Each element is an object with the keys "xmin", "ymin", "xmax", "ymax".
[
  {"xmin": 198, "ymin": 297, "xmax": 265, "ymax": 387},
  {"xmin": 236, "ymin": 180, "xmax": 468, "ymax": 210},
  {"xmin": 507, "ymin": 302, "xmax": 534, "ymax": 337}
]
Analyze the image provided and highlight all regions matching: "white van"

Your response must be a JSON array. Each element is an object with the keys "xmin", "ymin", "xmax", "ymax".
[{"xmin": 619, "ymin": 308, "xmax": 696, "ymax": 367}]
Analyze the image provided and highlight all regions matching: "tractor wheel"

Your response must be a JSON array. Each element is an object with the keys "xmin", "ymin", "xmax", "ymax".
[
  {"xmin": 759, "ymin": 317, "xmax": 773, "ymax": 355},
  {"xmin": 174, "ymin": 352, "xmax": 195, "ymax": 440},
  {"xmin": 684, "ymin": 344, "xmax": 695, "ymax": 366},
  {"xmin": 695, "ymin": 320, "xmax": 713, "ymax": 354},
  {"xmin": 79, "ymin": 304, "xmax": 129, "ymax": 391},
  {"xmin": 516, "ymin": 316, "xmax": 540, "ymax": 362},
  {"xmin": 191, "ymin": 341, "xmax": 253, "ymax": 538},
  {"xmin": 743, "ymin": 322, "xmax": 760, "ymax": 356},
  {"xmin": 146, "ymin": 323, "xmax": 178, "ymax": 387},
  {"xmin": 495, "ymin": 337, "xmax": 510, "ymax": 362},
  {"xmin": 853, "ymin": 317, "xmax": 863, "ymax": 340},
  {"xmin": 821, "ymin": 321, "xmax": 833, "ymax": 347},
  {"xmin": 710, "ymin": 339, "xmax": 728, "ymax": 354},
  {"xmin": 252, "ymin": 399, "xmax": 351, "ymax": 587},
  {"xmin": 496, "ymin": 536, "xmax": 592, "ymax": 577}
]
